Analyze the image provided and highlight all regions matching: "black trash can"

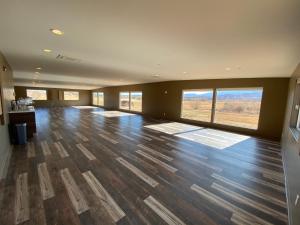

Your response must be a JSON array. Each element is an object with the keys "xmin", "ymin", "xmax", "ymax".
[{"xmin": 16, "ymin": 123, "xmax": 27, "ymax": 145}]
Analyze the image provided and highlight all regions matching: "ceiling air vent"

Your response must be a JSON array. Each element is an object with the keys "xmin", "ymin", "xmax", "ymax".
[{"xmin": 56, "ymin": 54, "xmax": 81, "ymax": 63}]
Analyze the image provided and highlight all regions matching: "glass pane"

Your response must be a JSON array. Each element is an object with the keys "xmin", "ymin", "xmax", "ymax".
[
  {"xmin": 92, "ymin": 92, "xmax": 98, "ymax": 105},
  {"xmin": 130, "ymin": 92, "xmax": 142, "ymax": 112},
  {"xmin": 119, "ymin": 92, "xmax": 130, "ymax": 110},
  {"xmin": 64, "ymin": 91, "xmax": 79, "ymax": 100},
  {"xmin": 214, "ymin": 88, "xmax": 263, "ymax": 129},
  {"xmin": 98, "ymin": 92, "xmax": 104, "ymax": 106},
  {"xmin": 26, "ymin": 89, "xmax": 47, "ymax": 100},
  {"xmin": 181, "ymin": 90, "xmax": 213, "ymax": 122}
]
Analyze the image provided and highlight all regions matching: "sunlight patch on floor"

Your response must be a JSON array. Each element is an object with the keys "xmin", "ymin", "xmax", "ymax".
[
  {"xmin": 144, "ymin": 122, "xmax": 250, "ymax": 149},
  {"xmin": 92, "ymin": 111, "xmax": 135, "ymax": 117},
  {"xmin": 144, "ymin": 122, "xmax": 202, "ymax": 134},
  {"xmin": 72, "ymin": 106, "xmax": 98, "ymax": 109},
  {"xmin": 175, "ymin": 128, "xmax": 250, "ymax": 149}
]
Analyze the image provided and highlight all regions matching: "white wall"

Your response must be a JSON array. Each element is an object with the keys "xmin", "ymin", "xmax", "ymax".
[{"xmin": 0, "ymin": 52, "xmax": 14, "ymax": 179}]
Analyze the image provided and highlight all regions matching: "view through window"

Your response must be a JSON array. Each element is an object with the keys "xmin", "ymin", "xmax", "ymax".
[
  {"xmin": 181, "ymin": 88, "xmax": 263, "ymax": 129},
  {"xmin": 92, "ymin": 92, "xmax": 98, "ymax": 105},
  {"xmin": 181, "ymin": 89, "xmax": 213, "ymax": 122},
  {"xmin": 130, "ymin": 92, "xmax": 142, "ymax": 112},
  {"xmin": 214, "ymin": 88, "xmax": 263, "ymax": 129},
  {"xmin": 119, "ymin": 91, "xmax": 143, "ymax": 112},
  {"xmin": 26, "ymin": 89, "xmax": 47, "ymax": 100},
  {"xmin": 119, "ymin": 92, "xmax": 130, "ymax": 110},
  {"xmin": 64, "ymin": 91, "xmax": 79, "ymax": 100},
  {"xmin": 98, "ymin": 92, "xmax": 104, "ymax": 106}
]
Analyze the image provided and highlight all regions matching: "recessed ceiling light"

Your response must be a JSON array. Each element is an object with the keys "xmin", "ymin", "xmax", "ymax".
[
  {"xmin": 50, "ymin": 28, "xmax": 64, "ymax": 35},
  {"xmin": 183, "ymin": 72, "xmax": 187, "ymax": 74},
  {"xmin": 152, "ymin": 75, "xmax": 160, "ymax": 78},
  {"xmin": 225, "ymin": 67, "xmax": 231, "ymax": 71},
  {"xmin": 35, "ymin": 71, "xmax": 40, "ymax": 74},
  {"xmin": 36, "ymin": 67, "xmax": 42, "ymax": 70},
  {"xmin": 43, "ymin": 49, "xmax": 52, "ymax": 53}
]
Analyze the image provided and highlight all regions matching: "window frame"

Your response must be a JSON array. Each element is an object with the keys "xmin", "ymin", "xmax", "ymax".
[
  {"xmin": 213, "ymin": 87, "xmax": 263, "ymax": 130},
  {"xmin": 129, "ymin": 91, "xmax": 143, "ymax": 112},
  {"xmin": 63, "ymin": 91, "xmax": 80, "ymax": 101},
  {"xmin": 26, "ymin": 89, "xmax": 48, "ymax": 100},
  {"xmin": 97, "ymin": 92, "xmax": 104, "ymax": 106},
  {"xmin": 119, "ymin": 91, "xmax": 130, "ymax": 110},
  {"xmin": 180, "ymin": 89, "xmax": 214, "ymax": 123},
  {"xmin": 92, "ymin": 92, "xmax": 98, "ymax": 105},
  {"xmin": 179, "ymin": 87, "xmax": 263, "ymax": 130},
  {"xmin": 119, "ymin": 91, "xmax": 143, "ymax": 112}
]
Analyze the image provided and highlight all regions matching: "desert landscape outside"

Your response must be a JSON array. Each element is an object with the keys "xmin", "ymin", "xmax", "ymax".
[
  {"xmin": 130, "ymin": 92, "xmax": 142, "ymax": 112},
  {"xmin": 26, "ymin": 89, "xmax": 47, "ymax": 100},
  {"xmin": 181, "ymin": 88, "xmax": 263, "ymax": 129}
]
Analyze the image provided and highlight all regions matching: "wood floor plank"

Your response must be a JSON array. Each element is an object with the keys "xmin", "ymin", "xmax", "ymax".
[
  {"xmin": 211, "ymin": 173, "xmax": 286, "ymax": 208},
  {"xmin": 175, "ymin": 151, "xmax": 222, "ymax": 172},
  {"xmin": 211, "ymin": 182, "xmax": 288, "ymax": 222},
  {"xmin": 144, "ymin": 195, "xmax": 186, "ymax": 225},
  {"xmin": 136, "ymin": 150, "xmax": 178, "ymax": 173},
  {"xmin": 137, "ymin": 144, "xmax": 173, "ymax": 161},
  {"xmin": 27, "ymin": 142, "xmax": 36, "ymax": 158},
  {"xmin": 60, "ymin": 168, "xmax": 89, "ymax": 214},
  {"xmin": 116, "ymin": 157, "xmax": 159, "ymax": 187},
  {"xmin": 76, "ymin": 144, "xmax": 96, "ymax": 160},
  {"xmin": 98, "ymin": 133, "xmax": 118, "ymax": 144},
  {"xmin": 75, "ymin": 132, "xmax": 89, "ymax": 142},
  {"xmin": 41, "ymin": 141, "xmax": 51, "ymax": 156},
  {"xmin": 131, "ymin": 132, "xmax": 152, "ymax": 141},
  {"xmin": 115, "ymin": 131, "xmax": 135, "ymax": 141},
  {"xmin": 54, "ymin": 142, "xmax": 69, "ymax": 158},
  {"xmin": 38, "ymin": 162, "xmax": 55, "ymax": 200},
  {"xmin": 191, "ymin": 184, "xmax": 273, "ymax": 225},
  {"xmin": 241, "ymin": 173, "xmax": 285, "ymax": 193},
  {"xmin": 15, "ymin": 173, "xmax": 29, "ymax": 224},
  {"xmin": 53, "ymin": 131, "xmax": 63, "ymax": 140},
  {"xmin": 82, "ymin": 171, "xmax": 125, "ymax": 222}
]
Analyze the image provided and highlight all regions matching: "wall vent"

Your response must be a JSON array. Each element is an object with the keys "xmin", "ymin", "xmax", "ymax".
[{"xmin": 56, "ymin": 54, "xmax": 81, "ymax": 63}]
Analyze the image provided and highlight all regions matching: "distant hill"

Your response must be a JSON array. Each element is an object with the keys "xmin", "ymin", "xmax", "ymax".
[{"xmin": 184, "ymin": 90, "xmax": 263, "ymax": 100}]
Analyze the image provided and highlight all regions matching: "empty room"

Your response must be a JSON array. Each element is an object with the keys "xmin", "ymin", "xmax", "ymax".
[{"xmin": 0, "ymin": 0, "xmax": 300, "ymax": 225}]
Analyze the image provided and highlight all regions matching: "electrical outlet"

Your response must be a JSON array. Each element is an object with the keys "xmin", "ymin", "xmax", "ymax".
[{"xmin": 295, "ymin": 194, "xmax": 299, "ymax": 206}]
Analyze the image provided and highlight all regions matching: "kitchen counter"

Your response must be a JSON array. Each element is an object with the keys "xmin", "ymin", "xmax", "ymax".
[
  {"xmin": 9, "ymin": 108, "xmax": 36, "ymax": 138},
  {"xmin": 8, "ymin": 108, "xmax": 35, "ymax": 114}
]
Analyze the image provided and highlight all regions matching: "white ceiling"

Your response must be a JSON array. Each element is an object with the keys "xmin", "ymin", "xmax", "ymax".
[{"xmin": 0, "ymin": 0, "xmax": 300, "ymax": 90}]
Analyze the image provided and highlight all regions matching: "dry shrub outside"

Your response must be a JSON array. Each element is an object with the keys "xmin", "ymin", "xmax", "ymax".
[{"xmin": 182, "ymin": 99, "xmax": 261, "ymax": 129}]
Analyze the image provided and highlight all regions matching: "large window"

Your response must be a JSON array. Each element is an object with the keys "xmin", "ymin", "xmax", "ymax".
[
  {"xmin": 98, "ymin": 92, "xmax": 104, "ymax": 106},
  {"xmin": 92, "ymin": 92, "xmax": 98, "ymax": 105},
  {"xmin": 214, "ymin": 88, "xmax": 263, "ymax": 129},
  {"xmin": 92, "ymin": 92, "xmax": 104, "ymax": 106},
  {"xmin": 64, "ymin": 91, "xmax": 79, "ymax": 100},
  {"xmin": 181, "ymin": 89, "xmax": 213, "ymax": 122},
  {"xmin": 119, "ymin": 91, "xmax": 143, "ymax": 112},
  {"xmin": 26, "ymin": 89, "xmax": 47, "ymax": 100},
  {"xmin": 119, "ymin": 92, "xmax": 130, "ymax": 110},
  {"xmin": 130, "ymin": 92, "xmax": 142, "ymax": 112}
]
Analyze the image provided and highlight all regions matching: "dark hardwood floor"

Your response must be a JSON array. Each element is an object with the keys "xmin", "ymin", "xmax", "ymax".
[{"xmin": 0, "ymin": 107, "xmax": 287, "ymax": 225}]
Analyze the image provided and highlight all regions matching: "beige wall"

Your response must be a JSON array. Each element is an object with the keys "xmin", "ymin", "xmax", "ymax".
[
  {"xmin": 0, "ymin": 52, "xmax": 14, "ymax": 180},
  {"xmin": 281, "ymin": 63, "xmax": 300, "ymax": 225},
  {"xmin": 94, "ymin": 77, "xmax": 289, "ymax": 140},
  {"xmin": 14, "ymin": 86, "xmax": 91, "ymax": 107}
]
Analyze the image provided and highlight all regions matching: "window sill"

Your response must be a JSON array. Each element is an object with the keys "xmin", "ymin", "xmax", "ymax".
[{"xmin": 289, "ymin": 127, "xmax": 300, "ymax": 142}]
